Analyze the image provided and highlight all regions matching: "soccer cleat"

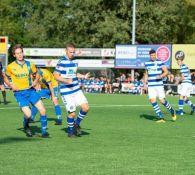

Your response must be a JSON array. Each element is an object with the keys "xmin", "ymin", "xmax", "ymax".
[
  {"xmin": 24, "ymin": 127, "xmax": 33, "ymax": 137},
  {"xmin": 176, "ymin": 110, "xmax": 184, "ymax": 116},
  {"xmin": 172, "ymin": 114, "xmax": 177, "ymax": 121},
  {"xmin": 54, "ymin": 120, "xmax": 62, "ymax": 125},
  {"xmin": 67, "ymin": 133, "xmax": 77, "ymax": 138},
  {"xmin": 3, "ymin": 101, "xmax": 8, "ymax": 105},
  {"xmin": 156, "ymin": 119, "xmax": 166, "ymax": 123},
  {"xmin": 74, "ymin": 123, "xmax": 82, "ymax": 136},
  {"xmin": 190, "ymin": 106, "xmax": 195, "ymax": 115},
  {"xmin": 41, "ymin": 132, "xmax": 50, "ymax": 138}
]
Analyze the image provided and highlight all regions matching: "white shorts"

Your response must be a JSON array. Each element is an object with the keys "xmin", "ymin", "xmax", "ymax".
[
  {"xmin": 178, "ymin": 83, "xmax": 192, "ymax": 97},
  {"xmin": 61, "ymin": 90, "xmax": 88, "ymax": 112},
  {"xmin": 148, "ymin": 86, "xmax": 165, "ymax": 100}
]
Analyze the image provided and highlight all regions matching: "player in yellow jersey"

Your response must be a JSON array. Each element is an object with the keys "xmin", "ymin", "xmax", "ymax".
[
  {"xmin": 30, "ymin": 68, "xmax": 62, "ymax": 125},
  {"xmin": 3, "ymin": 44, "xmax": 49, "ymax": 137}
]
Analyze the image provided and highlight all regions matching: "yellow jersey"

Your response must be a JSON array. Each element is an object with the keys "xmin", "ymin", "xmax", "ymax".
[
  {"xmin": 38, "ymin": 68, "xmax": 58, "ymax": 89},
  {"xmin": 6, "ymin": 60, "xmax": 37, "ymax": 90}
]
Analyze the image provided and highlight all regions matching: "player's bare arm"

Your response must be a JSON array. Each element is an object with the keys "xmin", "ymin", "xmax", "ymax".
[
  {"xmin": 157, "ymin": 65, "xmax": 168, "ymax": 79},
  {"xmin": 3, "ymin": 74, "xmax": 19, "ymax": 91},
  {"xmin": 53, "ymin": 72, "xmax": 73, "ymax": 84},
  {"xmin": 32, "ymin": 72, "xmax": 40, "ymax": 87}
]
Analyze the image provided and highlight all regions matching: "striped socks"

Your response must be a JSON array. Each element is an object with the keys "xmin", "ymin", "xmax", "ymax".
[
  {"xmin": 178, "ymin": 99, "xmax": 184, "ymax": 112},
  {"xmin": 75, "ymin": 110, "xmax": 87, "ymax": 126},
  {"xmin": 151, "ymin": 102, "xmax": 163, "ymax": 118},
  {"xmin": 185, "ymin": 99, "xmax": 194, "ymax": 109},
  {"xmin": 67, "ymin": 117, "xmax": 74, "ymax": 134},
  {"xmin": 162, "ymin": 100, "xmax": 175, "ymax": 115}
]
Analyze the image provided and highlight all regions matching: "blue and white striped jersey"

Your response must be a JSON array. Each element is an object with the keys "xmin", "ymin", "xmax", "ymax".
[
  {"xmin": 180, "ymin": 64, "xmax": 192, "ymax": 84},
  {"xmin": 145, "ymin": 60, "xmax": 164, "ymax": 87},
  {"xmin": 54, "ymin": 56, "xmax": 80, "ymax": 95}
]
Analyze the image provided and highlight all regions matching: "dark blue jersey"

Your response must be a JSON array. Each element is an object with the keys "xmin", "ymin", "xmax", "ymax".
[{"xmin": 0, "ymin": 62, "xmax": 3, "ymax": 77}]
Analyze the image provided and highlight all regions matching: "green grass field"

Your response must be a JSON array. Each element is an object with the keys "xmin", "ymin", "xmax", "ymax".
[{"xmin": 0, "ymin": 92, "xmax": 195, "ymax": 175}]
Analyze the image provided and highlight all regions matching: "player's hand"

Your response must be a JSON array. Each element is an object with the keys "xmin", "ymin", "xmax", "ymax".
[
  {"xmin": 10, "ymin": 84, "xmax": 19, "ymax": 91},
  {"xmin": 32, "ymin": 80, "xmax": 39, "ymax": 87},
  {"xmin": 85, "ymin": 72, "xmax": 90, "ymax": 79}
]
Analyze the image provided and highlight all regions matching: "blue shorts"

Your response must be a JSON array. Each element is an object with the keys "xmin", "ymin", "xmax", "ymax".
[
  {"xmin": 14, "ymin": 88, "xmax": 41, "ymax": 108},
  {"xmin": 37, "ymin": 87, "xmax": 59, "ymax": 99}
]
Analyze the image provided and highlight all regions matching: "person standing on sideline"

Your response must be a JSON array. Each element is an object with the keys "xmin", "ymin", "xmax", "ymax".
[
  {"xmin": 175, "ymin": 51, "xmax": 195, "ymax": 115},
  {"xmin": 54, "ymin": 43, "xmax": 90, "ymax": 138},
  {"xmin": 0, "ymin": 60, "xmax": 8, "ymax": 104},
  {"xmin": 145, "ymin": 49, "xmax": 177, "ymax": 123},
  {"xmin": 3, "ymin": 44, "xmax": 49, "ymax": 137}
]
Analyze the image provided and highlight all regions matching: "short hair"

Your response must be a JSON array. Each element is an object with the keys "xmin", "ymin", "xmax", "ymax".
[
  {"xmin": 149, "ymin": 49, "xmax": 156, "ymax": 55},
  {"xmin": 12, "ymin": 44, "xmax": 23, "ymax": 55},
  {"xmin": 66, "ymin": 43, "xmax": 76, "ymax": 49}
]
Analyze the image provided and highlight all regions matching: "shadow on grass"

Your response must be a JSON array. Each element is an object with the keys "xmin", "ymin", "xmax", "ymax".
[
  {"xmin": 28, "ymin": 117, "xmax": 56, "ymax": 123},
  {"xmin": 0, "ymin": 136, "xmax": 40, "ymax": 145},
  {"xmin": 47, "ymin": 117, "xmax": 57, "ymax": 122},
  {"xmin": 17, "ymin": 126, "xmax": 52, "ymax": 139},
  {"xmin": 18, "ymin": 126, "xmax": 42, "ymax": 134},
  {"xmin": 0, "ymin": 100, "xmax": 11, "ymax": 105},
  {"xmin": 61, "ymin": 127, "xmax": 90, "ymax": 136},
  {"xmin": 140, "ymin": 114, "xmax": 157, "ymax": 121}
]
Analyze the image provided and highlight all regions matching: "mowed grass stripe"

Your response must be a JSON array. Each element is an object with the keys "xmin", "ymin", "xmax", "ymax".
[{"xmin": 0, "ymin": 92, "xmax": 195, "ymax": 175}]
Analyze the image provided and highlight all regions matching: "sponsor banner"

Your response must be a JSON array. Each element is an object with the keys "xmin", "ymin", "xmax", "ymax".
[
  {"xmin": 172, "ymin": 44, "xmax": 195, "ymax": 69},
  {"xmin": 24, "ymin": 48, "xmax": 114, "ymax": 57},
  {"xmin": 24, "ymin": 48, "xmax": 64, "ymax": 57},
  {"xmin": 115, "ymin": 44, "xmax": 171, "ymax": 68},
  {"xmin": 26, "ymin": 59, "xmax": 114, "ymax": 68},
  {"xmin": 101, "ymin": 49, "xmax": 115, "ymax": 57},
  {"xmin": 76, "ymin": 48, "xmax": 101, "ymax": 57},
  {"xmin": 26, "ymin": 59, "xmax": 58, "ymax": 67},
  {"xmin": 0, "ymin": 36, "xmax": 8, "ymax": 67}
]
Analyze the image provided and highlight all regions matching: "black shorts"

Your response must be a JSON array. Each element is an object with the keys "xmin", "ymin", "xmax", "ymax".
[{"xmin": 0, "ymin": 75, "xmax": 4, "ymax": 85}]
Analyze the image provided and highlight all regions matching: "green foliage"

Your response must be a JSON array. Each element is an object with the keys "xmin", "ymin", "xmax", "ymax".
[{"xmin": 0, "ymin": 0, "xmax": 194, "ymax": 51}]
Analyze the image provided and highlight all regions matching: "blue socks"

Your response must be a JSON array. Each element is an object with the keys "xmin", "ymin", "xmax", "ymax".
[
  {"xmin": 31, "ymin": 106, "xmax": 38, "ymax": 121},
  {"xmin": 55, "ymin": 105, "xmax": 62, "ymax": 121},
  {"xmin": 75, "ymin": 110, "xmax": 87, "ymax": 125},
  {"xmin": 151, "ymin": 102, "xmax": 163, "ymax": 118},
  {"xmin": 67, "ymin": 117, "xmax": 74, "ymax": 134},
  {"xmin": 178, "ymin": 99, "xmax": 184, "ymax": 112},
  {"xmin": 31, "ymin": 105, "xmax": 62, "ymax": 122},
  {"xmin": 40, "ymin": 115, "xmax": 47, "ymax": 134},
  {"xmin": 162, "ymin": 100, "xmax": 175, "ymax": 115}
]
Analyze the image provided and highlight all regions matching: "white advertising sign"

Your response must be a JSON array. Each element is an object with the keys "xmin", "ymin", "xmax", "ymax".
[{"xmin": 115, "ymin": 45, "xmax": 137, "ymax": 59}]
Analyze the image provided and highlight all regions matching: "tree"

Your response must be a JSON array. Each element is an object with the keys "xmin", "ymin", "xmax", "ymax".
[{"xmin": 0, "ymin": 0, "xmax": 193, "ymax": 52}]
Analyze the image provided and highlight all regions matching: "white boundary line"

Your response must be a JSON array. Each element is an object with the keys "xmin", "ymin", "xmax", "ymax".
[{"xmin": 0, "ymin": 104, "xmax": 177, "ymax": 110}]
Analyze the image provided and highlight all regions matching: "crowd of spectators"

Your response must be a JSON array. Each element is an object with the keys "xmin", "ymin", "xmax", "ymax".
[{"xmin": 78, "ymin": 71, "xmax": 195, "ymax": 95}]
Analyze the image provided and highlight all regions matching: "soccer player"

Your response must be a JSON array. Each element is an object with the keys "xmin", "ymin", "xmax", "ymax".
[
  {"xmin": 30, "ymin": 68, "xmax": 62, "ymax": 125},
  {"xmin": 145, "ymin": 49, "xmax": 177, "ymax": 123},
  {"xmin": 0, "ymin": 60, "xmax": 8, "ymax": 104},
  {"xmin": 3, "ymin": 44, "xmax": 49, "ymax": 137},
  {"xmin": 175, "ymin": 51, "xmax": 195, "ymax": 115},
  {"xmin": 54, "ymin": 43, "xmax": 90, "ymax": 138}
]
